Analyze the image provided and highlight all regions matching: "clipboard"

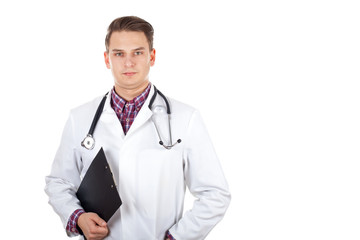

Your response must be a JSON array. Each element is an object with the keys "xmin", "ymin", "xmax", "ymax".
[{"xmin": 76, "ymin": 147, "xmax": 122, "ymax": 222}]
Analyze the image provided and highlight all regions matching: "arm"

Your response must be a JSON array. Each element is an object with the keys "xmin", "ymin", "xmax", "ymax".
[
  {"xmin": 169, "ymin": 110, "xmax": 231, "ymax": 240},
  {"xmin": 45, "ymin": 112, "xmax": 110, "ymax": 239},
  {"xmin": 45, "ymin": 113, "xmax": 84, "ymax": 237}
]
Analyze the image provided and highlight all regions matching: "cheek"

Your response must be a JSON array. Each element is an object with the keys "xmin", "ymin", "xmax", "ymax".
[
  {"xmin": 109, "ymin": 58, "xmax": 123, "ymax": 70},
  {"xmin": 143, "ymin": 57, "xmax": 153, "ymax": 67}
]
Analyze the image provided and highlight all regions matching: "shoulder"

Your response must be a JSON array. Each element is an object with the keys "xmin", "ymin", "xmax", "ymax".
[
  {"xmin": 167, "ymin": 96, "xmax": 197, "ymax": 115},
  {"xmin": 165, "ymin": 97, "xmax": 202, "ymax": 130}
]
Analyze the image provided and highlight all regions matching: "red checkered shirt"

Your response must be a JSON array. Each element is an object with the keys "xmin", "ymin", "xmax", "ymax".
[
  {"xmin": 66, "ymin": 84, "xmax": 176, "ymax": 239},
  {"xmin": 110, "ymin": 83, "xmax": 151, "ymax": 135}
]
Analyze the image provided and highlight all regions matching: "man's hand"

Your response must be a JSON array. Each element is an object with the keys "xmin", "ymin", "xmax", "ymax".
[{"xmin": 77, "ymin": 212, "xmax": 109, "ymax": 240}]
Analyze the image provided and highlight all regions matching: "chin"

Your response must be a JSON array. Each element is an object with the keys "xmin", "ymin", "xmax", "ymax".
[{"xmin": 114, "ymin": 80, "xmax": 146, "ymax": 89}]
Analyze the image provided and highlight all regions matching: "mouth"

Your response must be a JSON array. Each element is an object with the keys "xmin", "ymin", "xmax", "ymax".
[{"xmin": 123, "ymin": 72, "xmax": 137, "ymax": 77}]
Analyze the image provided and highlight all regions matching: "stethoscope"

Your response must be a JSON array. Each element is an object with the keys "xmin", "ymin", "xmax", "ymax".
[{"xmin": 81, "ymin": 86, "xmax": 181, "ymax": 150}]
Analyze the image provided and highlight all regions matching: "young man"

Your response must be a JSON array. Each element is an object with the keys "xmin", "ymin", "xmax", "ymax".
[{"xmin": 45, "ymin": 16, "xmax": 231, "ymax": 240}]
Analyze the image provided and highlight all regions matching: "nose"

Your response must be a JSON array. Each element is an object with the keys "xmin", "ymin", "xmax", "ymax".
[{"xmin": 124, "ymin": 56, "xmax": 135, "ymax": 68}]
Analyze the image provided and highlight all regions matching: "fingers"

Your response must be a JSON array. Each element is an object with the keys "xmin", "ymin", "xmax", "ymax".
[
  {"xmin": 88, "ymin": 225, "xmax": 109, "ymax": 240},
  {"xmin": 90, "ymin": 213, "xmax": 107, "ymax": 228},
  {"xmin": 78, "ymin": 212, "xmax": 109, "ymax": 240},
  {"xmin": 88, "ymin": 213, "xmax": 108, "ymax": 237}
]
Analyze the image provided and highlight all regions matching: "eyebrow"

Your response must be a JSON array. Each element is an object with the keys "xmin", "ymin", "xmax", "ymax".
[{"xmin": 111, "ymin": 47, "xmax": 146, "ymax": 52}]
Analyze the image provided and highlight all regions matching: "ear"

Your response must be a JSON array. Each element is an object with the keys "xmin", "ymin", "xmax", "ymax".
[
  {"xmin": 150, "ymin": 48, "xmax": 156, "ymax": 67},
  {"xmin": 104, "ymin": 51, "xmax": 111, "ymax": 69}
]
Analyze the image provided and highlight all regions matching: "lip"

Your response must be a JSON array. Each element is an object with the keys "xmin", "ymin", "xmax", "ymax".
[{"xmin": 123, "ymin": 72, "xmax": 137, "ymax": 76}]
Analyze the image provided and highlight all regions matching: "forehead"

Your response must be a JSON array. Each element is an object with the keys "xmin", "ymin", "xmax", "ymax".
[{"xmin": 109, "ymin": 31, "xmax": 149, "ymax": 50}]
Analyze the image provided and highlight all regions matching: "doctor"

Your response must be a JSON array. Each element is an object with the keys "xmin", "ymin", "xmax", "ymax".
[{"xmin": 45, "ymin": 16, "xmax": 231, "ymax": 240}]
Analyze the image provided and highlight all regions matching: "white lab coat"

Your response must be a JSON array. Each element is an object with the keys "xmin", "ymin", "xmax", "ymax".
[{"xmin": 45, "ymin": 85, "xmax": 231, "ymax": 240}]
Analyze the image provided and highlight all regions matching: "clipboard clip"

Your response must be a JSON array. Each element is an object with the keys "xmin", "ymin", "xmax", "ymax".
[{"xmin": 104, "ymin": 164, "xmax": 117, "ymax": 188}]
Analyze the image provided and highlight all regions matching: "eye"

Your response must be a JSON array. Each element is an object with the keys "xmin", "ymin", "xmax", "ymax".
[
  {"xmin": 114, "ymin": 52, "xmax": 123, "ymax": 57},
  {"xmin": 134, "ymin": 51, "xmax": 143, "ymax": 56}
]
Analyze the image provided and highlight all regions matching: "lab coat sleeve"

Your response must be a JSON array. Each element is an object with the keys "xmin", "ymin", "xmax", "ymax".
[
  {"xmin": 44, "ymin": 113, "xmax": 83, "ymax": 237},
  {"xmin": 169, "ymin": 110, "xmax": 231, "ymax": 240}
]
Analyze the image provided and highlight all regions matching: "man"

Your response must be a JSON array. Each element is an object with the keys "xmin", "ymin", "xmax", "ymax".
[{"xmin": 45, "ymin": 16, "xmax": 230, "ymax": 240}]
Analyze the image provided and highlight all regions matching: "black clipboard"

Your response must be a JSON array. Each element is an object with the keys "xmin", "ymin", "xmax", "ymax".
[{"xmin": 76, "ymin": 147, "xmax": 122, "ymax": 223}]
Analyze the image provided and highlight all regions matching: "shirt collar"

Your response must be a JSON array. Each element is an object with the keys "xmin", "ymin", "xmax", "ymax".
[{"xmin": 111, "ymin": 83, "xmax": 151, "ymax": 113}]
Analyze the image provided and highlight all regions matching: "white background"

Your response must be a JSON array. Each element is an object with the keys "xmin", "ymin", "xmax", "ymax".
[{"xmin": 0, "ymin": 0, "xmax": 359, "ymax": 239}]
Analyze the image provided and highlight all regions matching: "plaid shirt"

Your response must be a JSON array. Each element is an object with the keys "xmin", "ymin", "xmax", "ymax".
[
  {"xmin": 66, "ymin": 84, "xmax": 176, "ymax": 239},
  {"xmin": 66, "ymin": 209, "xmax": 85, "ymax": 234},
  {"xmin": 110, "ymin": 83, "xmax": 151, "ymax": 135}
]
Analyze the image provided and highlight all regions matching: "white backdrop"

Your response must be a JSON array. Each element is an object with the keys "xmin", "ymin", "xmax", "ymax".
[{"xmin": 0, "ymin": 0, "xmax": 359, "ymax": 239}]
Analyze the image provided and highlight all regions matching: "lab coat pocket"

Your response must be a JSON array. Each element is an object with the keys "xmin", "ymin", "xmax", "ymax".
[{"xmin": 135, "ymin": 149, "xmax": 183, "ymax": 217}]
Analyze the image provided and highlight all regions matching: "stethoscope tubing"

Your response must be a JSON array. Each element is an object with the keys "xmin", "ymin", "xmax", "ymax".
[
  {"xmin": 89, "ymin": 93, "xmax": 108, "ymax": 137},
  {"xmin": 81, "ymin": 86, "xmax": 181, "ymax": 150}
]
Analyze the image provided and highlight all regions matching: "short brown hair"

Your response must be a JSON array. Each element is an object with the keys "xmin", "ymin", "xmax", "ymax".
[{"xmin": 105, "ymin": 16, "xmax": 154, "ymax": 52}]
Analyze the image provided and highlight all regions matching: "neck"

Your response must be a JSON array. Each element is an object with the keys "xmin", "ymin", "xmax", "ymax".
[{"xmin": 114, "ymin": 81, "xmax": 150, "ymax": 101}]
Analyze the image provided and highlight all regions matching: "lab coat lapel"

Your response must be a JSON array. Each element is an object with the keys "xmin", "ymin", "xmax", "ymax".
[
  {"xmin": 102, "ymin": 90, "xmax": 126, "ymax": 139},
  {"xmin": 125, "ymin": 84, "xmax": 155, "ymax": 137}
]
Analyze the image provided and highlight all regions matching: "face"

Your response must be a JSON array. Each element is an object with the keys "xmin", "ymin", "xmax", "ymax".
[{"xmin": 104, "ymin": 31, "xmax": 155, "ymax": 91}]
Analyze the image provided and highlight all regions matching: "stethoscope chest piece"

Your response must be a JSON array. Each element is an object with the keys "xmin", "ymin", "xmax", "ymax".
[{"xmin": 81, "ymin": 134, "xmax": 95, "ymax": 150}]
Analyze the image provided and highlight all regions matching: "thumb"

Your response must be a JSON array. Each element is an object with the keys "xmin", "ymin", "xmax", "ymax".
[{"xmin": 91, "ymin": 213, "xmax": 107, "ymax": 227}]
